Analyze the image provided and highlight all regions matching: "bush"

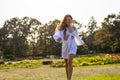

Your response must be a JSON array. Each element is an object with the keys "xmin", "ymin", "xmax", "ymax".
[
  {"xmin": 0, "ymin": 60, "xmax": 43, "ymax": 69},
  {"xmin": 4, "ymin": 55, "xmax": 15, "ymax": 60},
  {"xmin": 51, "ymin": 54, "xmax": 120, "ymax": 67},
  {"xmin": 0, "ymin": 60, "xmax": 4, "ymax": 64},
  {"xmin": 51, "ymin": 61, "xmax": 65, "ymax": 67}
]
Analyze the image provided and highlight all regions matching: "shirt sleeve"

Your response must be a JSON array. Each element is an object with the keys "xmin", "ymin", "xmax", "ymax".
[
  {"xmin": 74, "ymin": 28, "xmax": 85, "ymax": 46},
  {"xmin": 53, "ymin": 30, "xmax": 63, "ymax": 43}
]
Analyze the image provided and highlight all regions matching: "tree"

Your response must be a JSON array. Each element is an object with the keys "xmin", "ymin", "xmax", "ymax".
[
  {"xmin": 85, "ymin": 16, "xmax": 98, "ymax": 51},
  {"xmin": 37, "ymin": 19, "xmax": 61, "ymax": 56},
  {"xmin": 87, "ymin": 16, "xmax": 98, "ymax": 35},
  {"xmin": 0, "ymin": 17, "xmax": 41, "ymax": 56},
  {"xmin": 94, "ymin": 13, "xmax": 120, "ymax": 53}
]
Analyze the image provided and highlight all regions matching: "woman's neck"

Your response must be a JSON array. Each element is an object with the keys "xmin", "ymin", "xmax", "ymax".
[{"xmin": 67, "ymin": 24, "xmax": 71, "ymax": 28}]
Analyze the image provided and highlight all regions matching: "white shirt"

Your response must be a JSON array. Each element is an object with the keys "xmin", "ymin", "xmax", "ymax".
[{"xmin": 53, "ymin": 27, "xmax": 85, "ymax": 58}]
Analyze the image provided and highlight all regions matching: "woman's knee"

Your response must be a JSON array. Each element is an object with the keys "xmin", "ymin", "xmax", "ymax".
[
  {"xmin": 67, "ymin": 60, "xmax": 72, "ymax": 65},
  {"xmin": 67, "ymin": 54, "xmax": 74, "ymax": 64}
]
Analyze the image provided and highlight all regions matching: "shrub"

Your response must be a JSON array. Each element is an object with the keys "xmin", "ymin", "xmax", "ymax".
[
  {"xmin": 51, "ymin": 54, "xmax": 120, "ymax": 67},
  {"xmin": 4, "ymin": 55, "xmax": 15, "ymax": 60},
  {"xmin": 0, "ymin": 60, "xmax": 43, "ymax": 69},
  {"xmin": 51, "ymin": 61, "xmax": 65, "ymax": 67},
  {"xmin": 0, "ymin": 60, "xmax": 4, "ymax": 64}
]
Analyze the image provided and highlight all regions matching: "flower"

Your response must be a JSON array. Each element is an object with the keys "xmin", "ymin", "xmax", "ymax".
[{"xmin": 105, "ymin": 54, "xmax": 112, "ymax": 59}]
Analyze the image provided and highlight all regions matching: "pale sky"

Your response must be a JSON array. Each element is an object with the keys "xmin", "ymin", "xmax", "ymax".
[{"xmin": 0, "ymin": 0, "xmax": 120, "ymax": 27}]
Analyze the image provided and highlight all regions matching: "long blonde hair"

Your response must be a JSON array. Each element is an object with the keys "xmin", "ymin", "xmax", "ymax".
[{"xmin": 55, "ymin": 14, "xmax": 73, "ymax": 35}]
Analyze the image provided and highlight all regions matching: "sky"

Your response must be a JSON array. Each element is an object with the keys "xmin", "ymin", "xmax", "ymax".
[{"xmin": 0, "ymin": 0, "xmax": 120, "ymax": 27}]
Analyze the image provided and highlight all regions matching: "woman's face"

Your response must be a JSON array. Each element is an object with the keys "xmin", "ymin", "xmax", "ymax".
[{"xmin": 65, "ymin": 17, "xmax": 72, "ymax": 26}]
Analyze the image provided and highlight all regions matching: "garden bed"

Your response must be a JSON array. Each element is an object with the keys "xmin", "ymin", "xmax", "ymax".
[{"xmin": 52, "ymin": 54, "xmax": 120, "ymax": 67}]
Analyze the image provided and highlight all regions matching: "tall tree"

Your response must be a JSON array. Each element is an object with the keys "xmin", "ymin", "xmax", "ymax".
[
  {"xmin": 85, "ymin": 16, "xmax": 98, "ymax": 51},
  {"xmin": 37, "ymin": 19, "xmax": 61, "ymax": 56},
  {"xmin": 94, "ymin": 13, "xmax": 120, "ymax": 53},
  {"xmin": 0, "ymin": 17, "xmax": 41, "ymax": 56}
]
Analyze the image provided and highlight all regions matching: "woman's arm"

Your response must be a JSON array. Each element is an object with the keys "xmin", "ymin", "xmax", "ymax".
[
  {"xmin": 74, "ymin": 28, "xmax": 88, "ymax": 49},
  {"xmin": 74, "ymin": 28, "xmax": 85, "ymax": 45},
  {"xmin": 53, "ymin": 30, "xmax": 63, "ymax": 43}
]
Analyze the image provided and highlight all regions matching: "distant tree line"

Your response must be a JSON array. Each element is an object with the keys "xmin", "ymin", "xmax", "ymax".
[{"xmin": 0, "ymin": 13, "xmax": 120, "ymax": 58}]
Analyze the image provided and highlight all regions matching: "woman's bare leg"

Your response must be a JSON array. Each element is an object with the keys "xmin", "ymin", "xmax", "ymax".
[
  {"xmin": 68, "ymin": 54, "xmax": 75, "ymax": 80},
  {"xmin": 64, "ymin": 59, "xmax": 68, "ymax": 79}
]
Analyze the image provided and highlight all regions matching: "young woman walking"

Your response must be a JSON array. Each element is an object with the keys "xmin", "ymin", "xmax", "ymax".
[{"xmin": 53, "ymin": 14, "xmax": 88, "ymax": 80}]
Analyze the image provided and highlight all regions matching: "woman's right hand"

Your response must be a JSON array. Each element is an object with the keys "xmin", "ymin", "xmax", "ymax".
[
  {"xmin": 57, "ymin": 38, "xmax": 62, "ymax": 42},
  {"xmin": 64, "ymin": 35, "xmax": 69, "ymax": 40}
]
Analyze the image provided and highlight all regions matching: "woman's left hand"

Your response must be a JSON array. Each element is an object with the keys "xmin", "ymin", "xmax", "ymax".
[{"xmin": 83, "ymin": 44, "xmax": 88, "ymax": 50}]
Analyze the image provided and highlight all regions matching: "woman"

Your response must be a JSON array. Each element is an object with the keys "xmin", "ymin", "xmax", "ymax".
[{"xmin": 53, "ymin": 14, "xmax": 88, "ymax": 80}]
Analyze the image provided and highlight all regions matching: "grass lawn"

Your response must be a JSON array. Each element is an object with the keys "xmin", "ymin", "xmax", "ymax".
[{"xmin": 0, "ymin": 64, "xmax": 120, "ymax": 80}]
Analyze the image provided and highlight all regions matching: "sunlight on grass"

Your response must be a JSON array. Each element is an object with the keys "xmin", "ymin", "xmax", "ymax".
[
  {"xmin": 0, "ymin": 60, "xmax": 43, "ymax": 69},
  {"xmin": 0, "ymin": 64, "xmax": 120, "ymax": 80},
  {"xmin": 79, "ymin": 75, "xmax": 120, "ymax": 80}
]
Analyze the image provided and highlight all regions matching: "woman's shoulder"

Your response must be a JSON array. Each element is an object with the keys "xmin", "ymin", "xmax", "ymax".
[
  {"xmin": 56, "ymin": 29, "xmax": 64, "ymax": 33},
  {"xmin": 58, "ymin": 28, "xmax": 64, "ymax": 31},
  {"xmin": 72, "ymin": 26, "xmax": 77, "ymax": 30}
]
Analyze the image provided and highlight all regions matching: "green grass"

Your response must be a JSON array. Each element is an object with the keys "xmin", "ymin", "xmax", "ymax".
[
  {"xmin": 0, "ymin": 54, "xmax": 120, "ymax": 80},
  {"xmin": 0, "ymin": 64, "xmax": 120, "ymax": 80},
  {"xmin": 80, "ymin": 75, "xmax": 120, "ymax": 80}
]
